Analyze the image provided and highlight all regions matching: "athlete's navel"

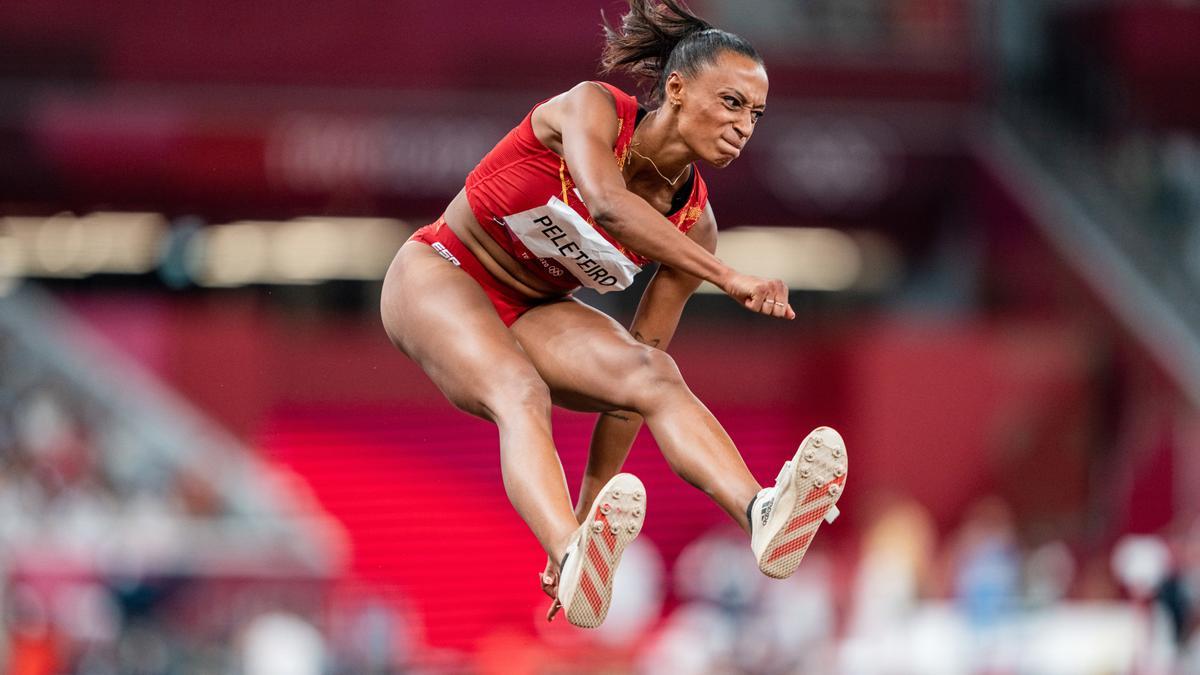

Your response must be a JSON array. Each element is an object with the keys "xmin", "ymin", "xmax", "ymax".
[{"xmin": 441, "ymin": 189, "xmax": 562, "ymax": 300}]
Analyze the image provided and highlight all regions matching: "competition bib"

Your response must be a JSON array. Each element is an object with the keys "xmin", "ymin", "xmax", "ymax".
[{"xmin": 500, "ymin": 196, "xmax": 642, "ymax": 293}]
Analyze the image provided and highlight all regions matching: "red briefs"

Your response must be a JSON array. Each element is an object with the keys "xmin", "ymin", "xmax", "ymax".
[{"xmin": 409, "ymin": 217, "xmax": 544, "ymax": 327}]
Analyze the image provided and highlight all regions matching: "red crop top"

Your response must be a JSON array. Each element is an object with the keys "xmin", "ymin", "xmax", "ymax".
[{"xmin": 463, "ymin": 81, "xmax": 709, "ymax": 294}]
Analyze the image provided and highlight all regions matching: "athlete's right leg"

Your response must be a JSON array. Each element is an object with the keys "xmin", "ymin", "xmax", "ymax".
[{"xmin": 379, "ymin": 241, "xmax": 580, "ymax": 564}]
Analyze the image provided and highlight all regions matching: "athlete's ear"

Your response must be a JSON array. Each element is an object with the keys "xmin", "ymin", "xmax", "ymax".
[{"xmin": 663, "ymin": 71, "xmax": 685, "ymax": 109}]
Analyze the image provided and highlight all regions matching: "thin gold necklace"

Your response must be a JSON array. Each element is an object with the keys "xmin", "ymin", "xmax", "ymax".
[{"xmin": 629, "ymin": 143, "xmax": 689, "ymax": 187}]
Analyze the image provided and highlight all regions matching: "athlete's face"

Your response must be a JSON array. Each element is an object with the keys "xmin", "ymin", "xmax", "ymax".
[{"xmin": 669, "ymin": 50, "xmax": 768, "ymax": 168}]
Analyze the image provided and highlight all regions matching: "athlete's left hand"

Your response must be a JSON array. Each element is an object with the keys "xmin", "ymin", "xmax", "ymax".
[
  {"xmin": 539, "ymin": 556, "xmax": 559, "ymax": 598},
  {"xmin": 540, "ymin": 556, "xmax": 563, "ymax": 621},
  {"xmin": 721, "ymin": 271, "xmax": 796, "ymax": 320}
]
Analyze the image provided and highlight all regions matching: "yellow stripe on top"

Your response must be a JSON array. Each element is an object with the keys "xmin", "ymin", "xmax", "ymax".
[
  {"xmin": 615, "ymin": 117, "xmax": 629, "ymax": 171},
  {"xmin": 560, "ymin": 103, "xmax": 631, "ymax": 205},
  {"xmin": 559, "ymin": 158, "xmax": 570, "ymax": 204}
]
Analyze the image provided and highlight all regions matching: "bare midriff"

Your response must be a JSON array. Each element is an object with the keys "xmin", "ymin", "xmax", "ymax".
[{"xmin": 441, "ymin": 188, "xmax": 567, "ymax": 301}]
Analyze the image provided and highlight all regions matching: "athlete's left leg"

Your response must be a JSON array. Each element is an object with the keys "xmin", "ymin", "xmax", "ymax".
[{"xmin": 511, "ymin": 298, "xmax": 762, "ymax": 532}]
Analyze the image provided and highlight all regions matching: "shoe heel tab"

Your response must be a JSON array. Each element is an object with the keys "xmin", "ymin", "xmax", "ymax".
[{"xmin": 824, "ymin": 505, "xmax": 841, "ymax": 524}]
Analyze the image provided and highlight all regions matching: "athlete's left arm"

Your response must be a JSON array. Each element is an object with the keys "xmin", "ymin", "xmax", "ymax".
[
  {"xmin": 571, "ymin": 204, "xmax": 717, "ymax": 523},
  {"xmin": 624, "ymin": 203, "xmax": 717, "ymax": 353}
]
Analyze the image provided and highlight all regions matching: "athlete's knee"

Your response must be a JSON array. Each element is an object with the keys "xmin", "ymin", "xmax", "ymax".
[
  {"xmin": 479, "ymin": 371, "xmax": 552, "ymax": 422},
  {"xmin": 627, "ymin": 347, "xmax": 688, "ymax": 407}
]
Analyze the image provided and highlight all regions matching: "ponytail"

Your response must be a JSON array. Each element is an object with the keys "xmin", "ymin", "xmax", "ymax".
[{"xmin": 600, "ymin": 0, "xmax": 761, "ymax": 104}]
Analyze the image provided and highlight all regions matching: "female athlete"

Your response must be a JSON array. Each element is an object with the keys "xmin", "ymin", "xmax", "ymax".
[{"xmin": 380, "ymin": 0, "xmax": 848, "ymax": 628}]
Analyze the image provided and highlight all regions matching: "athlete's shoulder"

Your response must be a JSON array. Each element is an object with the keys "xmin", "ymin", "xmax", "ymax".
[
  {"xmin": 559, "ymin": 81, "xmax": 635, "ymax": 114},
  {"xmin": 584, "ymin": 81, "xmax": 638, "ymax": 106}
]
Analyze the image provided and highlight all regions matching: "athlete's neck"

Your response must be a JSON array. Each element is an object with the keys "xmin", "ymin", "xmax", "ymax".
[{"xmin": 627, "ymin": 108, "xmax": 693, "ymax": 186}]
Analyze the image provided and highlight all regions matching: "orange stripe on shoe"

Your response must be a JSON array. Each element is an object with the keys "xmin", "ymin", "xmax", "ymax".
[
  {"xmin": 799, "ymin": 474, "xmax": 845, "ymax": 507},
  {"xmin": 800, "ymin": 486, "xmax": 825, "ymax": 507},
  {"xmin": 800, "ymin": 482, "xmax": 831, "ymax": 506},
  {"xmin": 588, "ymin": 540, "xmax": 610, "ymax": 586},
  {"xmin": 579, "ymin": 569, "xmax": 604, "ymax": 616},
  {"xmin": 765, "ymin": 531, "xmax": 815, "ymax": 565},
  {"xmin": 601, "ymin": 520, "xmax": 618, "ymax": 553},
  {"xmin": 785, "ymin": 503, "xmax": 835, "ymax": 535}
]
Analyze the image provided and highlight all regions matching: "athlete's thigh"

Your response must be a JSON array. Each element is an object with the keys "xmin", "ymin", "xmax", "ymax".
[
  {"xmin": 510, "ymin": 298, "xmax": 667, "ymax": 412},
  {"xmin": 381, "ymin": 241, "xmax": 541, "ymax": 416}
]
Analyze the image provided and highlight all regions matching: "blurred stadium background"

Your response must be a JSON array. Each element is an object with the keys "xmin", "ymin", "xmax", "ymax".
[{"xmin": 2, "ymin": 0, "xmax": 1200, "ymax": 673}]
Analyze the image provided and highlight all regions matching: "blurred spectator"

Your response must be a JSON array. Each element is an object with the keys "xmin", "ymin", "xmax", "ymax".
[
  {"xmin": 948, "ymin": 496, "xmax": 1021, "ymax": 629},
  {"xmin": 240, "ymin": 612, "xmax": 326, "ymax": 675},
  {"xmin": 1023, "ymin": 539, "xmax": 1076, "ymax": 608},
  {"xmin": 639, "ymin": 527, "xmax": 837, "ymax": 674},
  {"xmin": 839, "ymin": 495, "xmax": 943, "ymax": 673},
  {"xmin": 4, "ymin": 585, "xmax": 60, "ymax": 675},
  {"xmin": 845, "ymin": 495, "xmax": 937, "ymax": 638},
  {"xmin": 594, "ymin": 538, "xmax": 666, "ymax": 648},
  {"xmin": 0, "ymin": 298, "xmax": 357, "ymax": 674},
  {"xmin": 1112, "ymin": 534, "xmax": 1171, "ymax": 602},
  {"xmin": 947, "ymin": 496, "xmax": 1021, "ymax": 673}
]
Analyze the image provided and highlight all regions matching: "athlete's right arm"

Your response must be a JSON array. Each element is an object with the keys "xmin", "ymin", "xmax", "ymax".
[{"xmin": 535, "ymin": 82, "xmax": 792, "ymax": 320}]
